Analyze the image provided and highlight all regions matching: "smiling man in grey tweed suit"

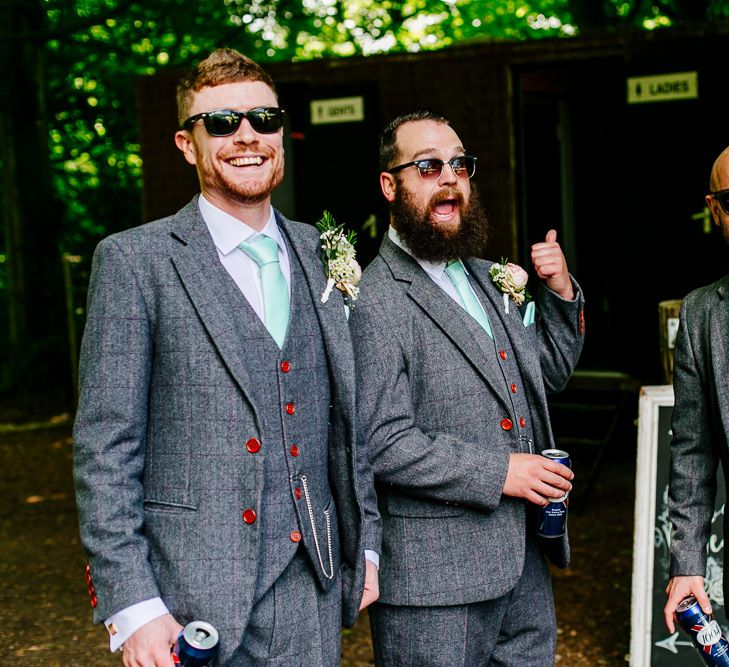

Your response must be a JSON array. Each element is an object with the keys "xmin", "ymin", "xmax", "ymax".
[
  {"xmin": 665, "ymin": 146, "xmax": 729, "ymax": 631},
  {"xmin": 349, "ymin": 110, "xmax": 585, "ymax": 666},
  {"xmin": 73, "ymin": 49, "xmax": 379, "ymax": 666}
]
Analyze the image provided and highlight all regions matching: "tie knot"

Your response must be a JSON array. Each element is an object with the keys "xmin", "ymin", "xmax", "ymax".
[
  {"xmin": 445, "ymin": 259, "xmax": 467, "ymax": 285},
  {"xmin": 240, "ymin": 235, "xmax": 279, "ymax": 267}
]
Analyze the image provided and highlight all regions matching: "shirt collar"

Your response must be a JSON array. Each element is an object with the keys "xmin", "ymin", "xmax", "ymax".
[
  {"xmin": 198, "ymin": 194, "xmax": 281, "ymax": 256},
  {"xmin": 388, "ymin": 225, "xmax": 461, "ymax": 281}
]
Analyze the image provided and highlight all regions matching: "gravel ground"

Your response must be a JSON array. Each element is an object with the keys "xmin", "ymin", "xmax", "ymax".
[{"xmin": 0, "ymin": 416, "xmax": 634, "ymax": 666}]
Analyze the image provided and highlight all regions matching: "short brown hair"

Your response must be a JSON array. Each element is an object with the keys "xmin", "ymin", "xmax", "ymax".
[
  {"xmin": 176, "ymin": 48, "xmax": 277, "ymax": 125},
  {"xmin": 379, "ymin": 109, "xmax": 451, "ymax": 171}
]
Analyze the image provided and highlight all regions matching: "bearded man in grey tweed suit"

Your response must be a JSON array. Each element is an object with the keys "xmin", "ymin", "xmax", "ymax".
[
  {"xmin": 73, "ymin": 49, "xmax": 379, "ymax": 666},
  {"xmin": 665, "ymin": 146, "xmax": 729, "ymax": 631},
  {"xmin": 349, "ymin": 110, "xmax": 585, "ymax": 666}
]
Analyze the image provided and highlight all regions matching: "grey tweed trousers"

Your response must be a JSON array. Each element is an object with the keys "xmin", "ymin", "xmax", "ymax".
[{"xmin": 369, "ymin": 536, "xmax": 556, "ymax": 667}]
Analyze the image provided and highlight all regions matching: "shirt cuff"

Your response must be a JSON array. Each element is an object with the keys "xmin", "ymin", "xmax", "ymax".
[
  {"xmin": 364, "ymin": 549, "xmax": 380, "ymax": 569},
  {"xmin": 105, "ymin": 597, "xmax": 169, "ymax": 652}
]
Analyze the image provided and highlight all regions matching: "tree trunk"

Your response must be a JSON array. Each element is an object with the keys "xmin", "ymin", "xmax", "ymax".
[{"xmin": 0, "ymin": 0, "xmax": 65, "ymax": 391}]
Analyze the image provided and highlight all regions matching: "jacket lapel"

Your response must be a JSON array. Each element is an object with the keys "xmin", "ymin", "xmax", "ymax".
[
  {"xmin": 380, "ymin": 238, "xmax": 511, "ymax": 410},
  {"xmin": 167, "ymin": 197, "xmax": 264, "ymax": 420},
  {"xmin": 710, "ymin": 277, "xmax": 729, "ymax": 441}
]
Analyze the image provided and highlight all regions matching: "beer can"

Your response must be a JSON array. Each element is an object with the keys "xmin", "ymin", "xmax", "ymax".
[
  {"xmin": 536, "ymin": 449, "xmax": 571, "ymax": 538},
  {"xmin": 172, "ymin": 620, "xmax": 219, "ymax": 667},
  {"xmin": 676, "ymin": 596, "xmax": 729, "ymax": 666}
]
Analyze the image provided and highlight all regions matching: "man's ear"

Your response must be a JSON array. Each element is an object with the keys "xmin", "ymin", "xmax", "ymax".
[
  {"xmin": 706, "ymin": 194, "xmax": 721, "ymax": 227},
  {"xmin": 380, "ymin": 172, "xmax": 397, "ymax": 203},
  {"xmin": 175, "ymin": 130, "xmax": 197, "ymax": 166}
]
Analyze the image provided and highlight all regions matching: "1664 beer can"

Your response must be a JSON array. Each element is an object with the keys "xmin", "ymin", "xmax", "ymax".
[
  {"xmin": 536, "ymin": 449, "xmax": 570, "ymax": 538},
  {"xmin": 676, "ymin": 596, "xmax": 729, "ymax": 666},
  {"xmin": 172, "ymin": 620, "xmax": 219, "ymax": 667}
]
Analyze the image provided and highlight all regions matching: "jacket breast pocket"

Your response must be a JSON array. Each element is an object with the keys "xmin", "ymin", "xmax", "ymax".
[
  {"xmin": 386, "ymin": 493, "xmax": 464, "ymax": 518},
  {"xmin": 143, "ymin": 498, "xmax": 198, "ymax": 514}
]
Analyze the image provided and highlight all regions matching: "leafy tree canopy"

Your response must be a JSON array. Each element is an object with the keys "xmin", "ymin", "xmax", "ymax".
[
  {"xmin": 36, "ymin": 0, "xmax": 727, "ymax": 255},
  {"xmin": 0, "ymin": 0, "xmax": 725, "ymax": 393}
]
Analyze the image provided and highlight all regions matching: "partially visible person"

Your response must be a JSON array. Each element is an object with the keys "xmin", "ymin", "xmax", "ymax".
[
  {"xmin": 350, "ymin": 109, "xmax": 585, "ymax": 666},
  {"xmin": 73, "ymin": 48, "xmax": 379, "ymax": 667},
  {"xmin": 665, "ymin": 145, "xmax": 729, "ymax": 632}
]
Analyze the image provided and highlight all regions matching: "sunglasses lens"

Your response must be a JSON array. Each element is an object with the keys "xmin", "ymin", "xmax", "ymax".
[
  {"xmin": 204, "ymin": 111, "xmax": 241, "ymax": 136},
  {"xmin": 719, "ymin": 193, "xmax": 729, "ymax": 214},
  {"xmin": 247, "ymin": 108, "xmax": 285, "ymax": 134},
  {"xmin": 453, "ymin": 156, "xmax": 476, "ymax": 178},
  {"xmin": 416, "ymin": 160, "xmax": 444, "ymax": 180}
]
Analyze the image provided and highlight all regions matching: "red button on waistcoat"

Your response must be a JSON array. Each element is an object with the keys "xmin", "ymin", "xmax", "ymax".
[
  {"xmin": 290, "ymin": 530, "xmax": 302, "ymax": 543},
  {"xmin": 246, "ymin": 438, "xmax": 261, "ymax": 454},
  {"xmin": 500, "ymin": 418, "xmax": 513, "ymax": 431},
  {"xmin": 85, "ymin": 564, "xmax": 92, "ymax": 584},
  {"xmin": 280, "ymin": 361, "xmax": 291, "ymax": 373},
  {"xmin": 290, "ymin": 445, "xmax": 299, "ymax": 457},
  {"xmin": 499, "ymin": 350, "xmax": 507, "ymax": 361},
  {"xmin": 294, "ymin": 487, "xmax": 302, "ymax": 500},
  {"xmin": 90, "ymin": 594, "xmax": 98, "ymax": 608},
  {"xmin": 511, "ymin": 383, "xmax": 517, "ymax": 394},
  {"xmin": 520, "ymin": 417, "xmax": 527, "ymax": 428},
  {"xmin": 242, "ymin": 509, "xmax": 257, "ymax": 524},
  {"xmin": 285, "ymin": 402, "xmax": 295, "ymax": 415}
]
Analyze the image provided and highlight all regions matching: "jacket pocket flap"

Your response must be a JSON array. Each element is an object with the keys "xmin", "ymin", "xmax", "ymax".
[{"xmin": 386, "ymin": 493, "xmax": 464, "ymax": 518}]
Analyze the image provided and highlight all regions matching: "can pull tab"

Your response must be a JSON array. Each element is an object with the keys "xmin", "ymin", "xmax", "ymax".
[{"xmin": 193, "ymin": 628, "xmax": 210, "ymax": 643}]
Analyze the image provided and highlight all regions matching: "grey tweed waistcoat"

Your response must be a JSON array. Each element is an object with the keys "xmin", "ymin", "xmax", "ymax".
[
  {"xmin": 469, "ymin": 278, "xmax": 535, "ymax": 452},
  {"xmin": 252, "ymin": 243, "xmax": 338, "ymax": 599}
]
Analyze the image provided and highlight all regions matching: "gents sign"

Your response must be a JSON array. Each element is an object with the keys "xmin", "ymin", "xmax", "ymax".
[
  {"xmin": 310, "ymin": 97, "xmax": 365, "ymax": 125},
  {"xmin": 627, "ymin": 72, "xmax": 698, "ymax": 104}
]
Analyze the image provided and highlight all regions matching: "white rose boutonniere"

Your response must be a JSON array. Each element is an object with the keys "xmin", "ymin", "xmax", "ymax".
[
  {"xmin": 316, "ymin": 211, "xmax": 362, "ymax": 304},
  {"xmin": 489, "ymin": 259, "xmax": 531, "ymax": 314}
]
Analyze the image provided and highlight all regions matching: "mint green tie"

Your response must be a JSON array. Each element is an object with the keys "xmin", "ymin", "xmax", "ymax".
[
  {"xmin": 445, "ymin": 259, "xmax": 493, "ymax": 339},
  {"xmin": 240, "ymin": 235, "xmax": 289, "ymax": 348}
]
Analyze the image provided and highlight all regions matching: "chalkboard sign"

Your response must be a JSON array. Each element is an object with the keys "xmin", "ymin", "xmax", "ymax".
[{"xmin": 630, "ymin": 386, "xmax": 726, "ymax": 666}]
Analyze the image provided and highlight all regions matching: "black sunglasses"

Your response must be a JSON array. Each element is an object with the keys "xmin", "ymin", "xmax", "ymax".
[
  {"xmin": 710, "ymin": 188, "xmax": 729, "ymax": 215},
  {"xmin": 182, "ymin": 107, "xmax": 286, "ymax": 136},
  {"xmin": 387, "ymin": 155, "xmax": 477, "ymax": 181}
]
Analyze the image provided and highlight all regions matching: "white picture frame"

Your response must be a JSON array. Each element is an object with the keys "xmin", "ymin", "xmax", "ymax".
[{"xmin": 630, "ymin": 384, "xmax": 674, "ymax": 667}]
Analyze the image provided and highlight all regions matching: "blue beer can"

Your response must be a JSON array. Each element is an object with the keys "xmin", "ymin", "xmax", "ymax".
[
  {"xmin": 676, "ymin": 596, "xmax": 729, "ymax": 666},
  {"xmin": 536, "ymin": 449, "xmax": 571, "ymax": 538},
  {"xmin": 172, "ymin": 620, "xmax": 219, "ymax": 667}
]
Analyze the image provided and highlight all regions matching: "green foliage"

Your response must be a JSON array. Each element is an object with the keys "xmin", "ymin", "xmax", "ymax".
[
  {"xmin": 45, "ymin": 0, "xmax": 251, "ymax": 251},
  {"xmin": 36, "ymin": 0, "xmax": 729, "ymax": 256}
]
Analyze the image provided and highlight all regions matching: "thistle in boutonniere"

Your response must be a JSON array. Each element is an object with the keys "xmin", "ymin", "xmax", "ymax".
[
  {"xmin": 316, "ymin": 210, "xmax": 362, "ymax": 304},
  {"xmin": 489, "ymin": 259, "xmax": 531, "ymax": 314}
]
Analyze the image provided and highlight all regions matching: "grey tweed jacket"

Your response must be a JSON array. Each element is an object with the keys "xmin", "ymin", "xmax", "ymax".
[
  {"xmin": 73, "ymin": 197, "xmax": 379, "ymax": 651},
  {"xmin": 349, "ymin": 236, "xmax": 584, "ymax": 606},
  {"xmin": 669, "ymin": 273, "xmax": 729, "ymax": 602}
]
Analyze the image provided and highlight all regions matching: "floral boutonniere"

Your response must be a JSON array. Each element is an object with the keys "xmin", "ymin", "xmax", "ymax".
[
  {"xmin": 316, "ymin": 210, "xmax": 362, "ymax": 304},
  {"xmin": 489, "ymin": 259, "xmax": 531, "ymax": 314}
]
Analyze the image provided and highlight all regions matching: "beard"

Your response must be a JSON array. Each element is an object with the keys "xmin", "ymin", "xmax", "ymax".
[
  {"xmin": 200, "ymin": 155, "xmax": 284, "ymax": 206},
  {"xmin": 390, "ymin": 182, "xmax": 490, "ymax": 263}
]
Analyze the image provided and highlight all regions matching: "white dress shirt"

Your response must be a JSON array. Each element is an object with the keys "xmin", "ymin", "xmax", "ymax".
[{"xmin": 199, "ymin": 194, "xmax": 291, "ymax": 315}]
